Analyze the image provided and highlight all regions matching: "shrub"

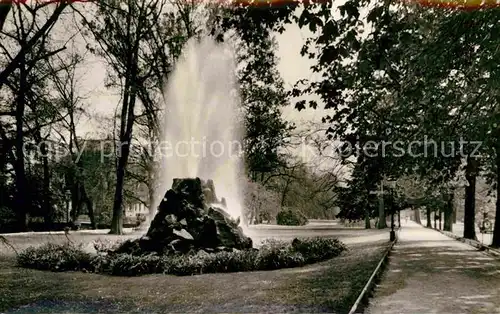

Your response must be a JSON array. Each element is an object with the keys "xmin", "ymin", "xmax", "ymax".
[
  {"xmin": 260, "ymin": 238, "xmax": 288, "ymax": 248},
  {"xmin": 17, "ymin": 243, "xmax": 92, "ymax": 272},
  {"xmin": 276, "ymin": 209, "xmax": 308, "ymax": 226},
  {"xmin": 255, "ymin": 245, "xmax": 305, "ymax": 270},
  {"xmin": 90, "ymin": 253, "xmax": 112, "ymax": 273},
  {"xmin": 108, "ymin": 253, "xmax": 161, "ymax": 276},
  {"xmin": 291, "ymin": 237, "xmax": 347, "ymax": 264},
  {"xmin": 92, "ymin": 239, "xmax": 124, "ymax": 253},
  {"xmin": 162, "ymin": 254, "xmax": 206, "ymax": 276},
  {"xmin": 95, "ymin": 211, "xmax": 112, "ymax": 229},
  {"xmin": 17, "ymin": 237, "xmax": 346, "ymax": 276},
  {"xmin": 0, "ymin": 206, "xmax": 17, "ymax": 233}
]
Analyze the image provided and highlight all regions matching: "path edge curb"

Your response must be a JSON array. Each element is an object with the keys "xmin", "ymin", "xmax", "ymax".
[
  {"xmin": 437, "ymin": 229, "xmax": 500, "ymax": 258},
  {"xmin": 347, "ymin": 230, "xmax": 399, "ymax": 314}
]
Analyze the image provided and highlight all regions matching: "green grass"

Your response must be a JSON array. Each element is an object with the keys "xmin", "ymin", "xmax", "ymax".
[{"xmin": 0, "ymin": 240, "xmax": 389, "ymax": 313}]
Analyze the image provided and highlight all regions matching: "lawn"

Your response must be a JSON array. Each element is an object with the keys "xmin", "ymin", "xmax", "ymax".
[{"xmin": 0, "ymin": 239, "xmax": 389, "ymax": 313}]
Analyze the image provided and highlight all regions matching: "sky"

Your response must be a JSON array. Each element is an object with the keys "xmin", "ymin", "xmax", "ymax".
[{"xmin": 275, "ymin": 22, "xmax": 325, "ymax": 125}]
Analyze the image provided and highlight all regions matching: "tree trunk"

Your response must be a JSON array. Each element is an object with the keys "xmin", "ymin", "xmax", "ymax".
[
  {"xmin": 14, "ymin": 171, "xmax": 27, "ymax": 231},
  {"xmin": 14, "ymin": 47, "xmax": 27, "ymax": 232},
  {"xmin": 280, "ymin": 177, "xmax": 291, "ymax": 208},
  {"xmin": 110, "ymin": 91, "xmax": 137, "ymax": 234},
  {"xmin": 42, "ymin": 146, "xmax": 52, "ymax": 228},
  {"xmin": 249, "ymin": 204, "xmax": 256, "ymax": 225},
  {"xmin": 439, "ymin": 209, "xmax": 442, "ymax": 230},
  {"xmin": 147, "ymin": 138, "xmax": 156, "ymax": 220},
  {"xmin": 365, "ymin": 208, "xmax": 371, "ymax": 229},
  {"xmin": 464, "ymin": 156, "xmax": 478, "ymax": 240},
  {"xmin": 414, "ymin": 207, "xmax": 421, "ymax": 224},
  {"xmin": 35, "ymin": 131, "xmax": 53, "ymax": 229},
  {"xmin": 398, "ymin": 210, "xmax": 401, "ymax": 228},
  {"xmin": 148, "ymin": 185, "xmax": 156, "ymax": 218},
  {"xmin": 110, "ymin": 152, "xmax": 127, "ymax": 235},
  {"xmin": 81, "ymin": 184, "xmax": 96, "ymax": 229},
  {"xmin": 109, "ymin": 39, "xmax": 139, "ymax": 234},
  {"xmin": 70, "ymin": 183, "xmax": 81, "ymax": 223},
  {"xmin": 444, "ymin": 211, "xmax": 453, "ymax": 231},
  {"xmin": 426, "ymin": 207, "xmax": 432, "ymax": 228},
  {"xmin": 377, "ymin": 197, "xmax": 386, "ymax": 229},
  {"xmin": 491, "ymin": 145, "xmax": 500, "ymax": 247},
  {"xmin": 444, "ymin": 194, "xmax": 453, "ymax": 232}
]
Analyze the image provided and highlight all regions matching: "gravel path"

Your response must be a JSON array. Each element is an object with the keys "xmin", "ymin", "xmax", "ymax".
[{"xmin": 366, "ymin": 221, "xmax": 500, "ymax": 314}]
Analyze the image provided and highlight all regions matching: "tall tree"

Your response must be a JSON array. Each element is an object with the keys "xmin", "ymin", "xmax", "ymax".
[
  {"xmin": 0, "ymin": 1, "xmax": 68, "ymax": 90},
  {"xmin": 211, "ymin": 1, "xmax": 297, "ymax": 183},
  {"xmin": 78, "ymin": 0, "xmax": 169, "ymax": 234},
  {"xmin": 237, "ymin": 35, "xmax": 294, "ymax": 181},
  {"xmin": 403, "ymin": 9, "xmax": 500, "ymax": 240},
  {"xmin": 293, "ymin": 1, "xmax": 500, "ymax": 242},
  {"xmin": 0, "ymin": 2, "xmax": 69, "ymax": 230}
]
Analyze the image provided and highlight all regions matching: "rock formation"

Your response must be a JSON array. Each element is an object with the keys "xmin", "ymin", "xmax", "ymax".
[{"xmin": 115, "ymin": 178, "xmax": 252, "ymax": 255}]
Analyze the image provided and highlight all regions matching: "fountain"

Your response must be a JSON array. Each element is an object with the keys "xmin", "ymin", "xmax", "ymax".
[
  {"xmin": 116, "ymin": 37, "xmax": 252, "ymax": 255},
  {"xmin": 154, "ymin": 36, "xmax": 244, "ymax": 221},
  {"xmin": 116, "ymin": 177, "xmax": 252, "ymax": 255}
]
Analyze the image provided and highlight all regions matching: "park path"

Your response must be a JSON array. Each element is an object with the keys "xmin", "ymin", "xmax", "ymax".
[{"xmin": 366, "ymin": 221, "xmax": 500, "ymax": 314}]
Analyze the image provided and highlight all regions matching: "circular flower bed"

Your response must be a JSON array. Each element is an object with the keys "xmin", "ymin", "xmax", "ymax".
[{"xmin": 17, "ymin": 237, "xmax": 347, "ymax": 276}]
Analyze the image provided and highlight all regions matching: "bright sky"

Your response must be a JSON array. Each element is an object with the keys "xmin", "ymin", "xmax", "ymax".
[{"xmin": 275, "ymin": 22, "xmax": 325, "ymax": 125}]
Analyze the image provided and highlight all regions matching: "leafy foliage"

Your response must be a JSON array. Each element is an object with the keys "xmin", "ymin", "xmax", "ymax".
[
  {"xmin": 17, "ymin": 237, "xmax": 346, "ymax": 276},
  {"xmin": 291, "ymin": 237, "xmax": 346, "ymax": 264},
  {"xmin": 276, "ymin": 209, "xmax": 308, "ymax": 226},
  {"xmin": 241, "ymin": 178, "xmax": 281, "ymax": 224},
  {"xmin": 211, "ymin": 2, "xmax": 296, "ymax": 183},
  {"xmin": 291, "ymin": 1, "xmax": 500, "ymax": 233},
  {"xmin": 17, "ymin": 243, "xmax": 92, "ymax": 272},
  {"xmin": 235, "ymin": 22, "xmax": 294, "ymax": 179}
]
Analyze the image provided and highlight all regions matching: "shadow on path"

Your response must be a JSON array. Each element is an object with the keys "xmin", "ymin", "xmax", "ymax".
[{"xmin": 366, "ymin": 221, "xmax": 500, "ymax": 314}]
